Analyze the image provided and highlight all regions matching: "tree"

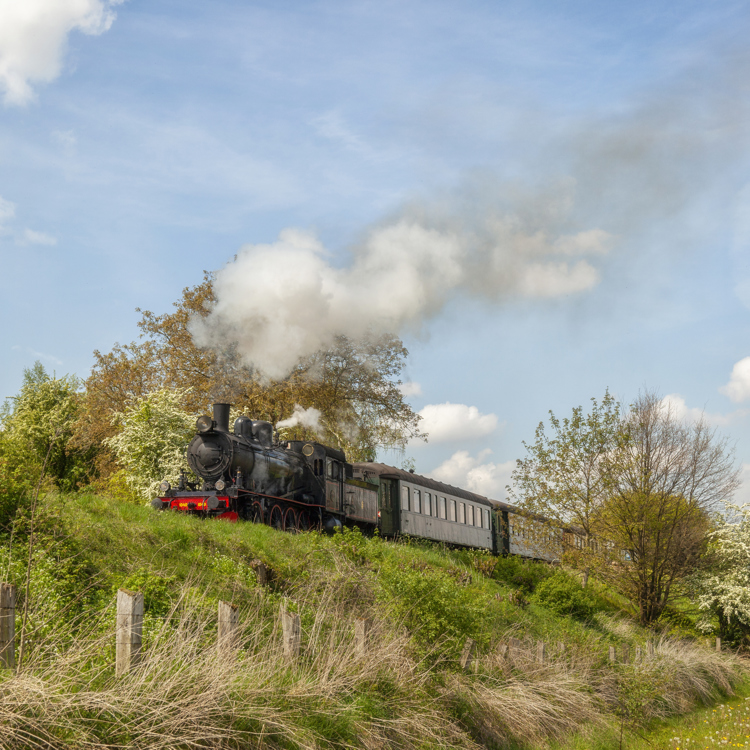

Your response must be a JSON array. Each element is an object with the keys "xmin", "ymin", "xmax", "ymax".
[
  {"xmin": 510, "ymin": 389, "xmax": 740, "ymax": 626},
  {"xmin": 508, "ymin": 391, "xmax": 621, "ymax": 583},
  {"xmin": 597, "ymin": 391, "xmax": 739, "ymax": 626},
  {"xmin": 84, "ymin": 275, "xmax": 424, "ymax": 464},
  {"xmin": 104, "ymin": 388, "xmax": 196, "ymax": 502},
  {"xmin": 691, "ymin": 504, "xmax": 750, "ymax": 646}
]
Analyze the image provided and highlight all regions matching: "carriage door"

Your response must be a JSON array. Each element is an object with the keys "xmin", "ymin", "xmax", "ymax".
[
  {"xmin": 325, "ymin": 458, "xmax": 343, "ymax": 512},
  {"xmin": 378, "ymin": 478, "xmax": 398, "ymax": 536}
]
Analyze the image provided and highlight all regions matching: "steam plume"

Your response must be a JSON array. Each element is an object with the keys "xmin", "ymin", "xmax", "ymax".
[
  {"xmin": 191, "ymin": 180, "xmax": 610, "ymax": 380},
  {"xmin": 276, "ymin": 405, "xmax": 323, "ymax": 433}
]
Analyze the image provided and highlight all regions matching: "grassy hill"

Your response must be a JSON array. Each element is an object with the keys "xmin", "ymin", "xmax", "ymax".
[{"xmin": 0, "ymin": 493, "xmax": 746, "ymax": 749}]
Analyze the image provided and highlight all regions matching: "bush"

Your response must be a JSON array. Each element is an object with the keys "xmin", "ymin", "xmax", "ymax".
[
  {"xmin": 492, "ymin": 555, "xmax": 554, "ymax": 594},
  {"xmin": 534, "ymin": 571, "xmax": 599, "ymax": 620}
]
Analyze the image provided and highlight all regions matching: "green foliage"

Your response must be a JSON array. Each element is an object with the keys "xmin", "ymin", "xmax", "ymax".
[
  {"xmin": 377, "ymin": 558, "xmax": 488, "ymax": 658},
  {"xmin": 0, "ymin": 363, "xmax": 94, "ymax": 526},
  {"xmin": 104, "ymin": 388, "xmax": 196, "ymax": 502},
  {"xmin": 534, "ymin": 570, "xmax": 599, "ymax": 620},
  {"xmin": 491, "ymin": 554, "xmax": 554, "ymax": 594}
]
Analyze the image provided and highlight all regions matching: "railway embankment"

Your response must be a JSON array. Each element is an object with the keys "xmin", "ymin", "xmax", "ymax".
[{"xmin": 0, "ymin": 492, "xmax": 746, "ymax": 749}]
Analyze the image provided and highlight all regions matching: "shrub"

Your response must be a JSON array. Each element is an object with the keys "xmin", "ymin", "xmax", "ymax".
[
  {"xmin": 492, "ymin": 555, "xmax": 554, "ymax": 594},
  {"xmin": 534, "ymin": 571, "xmax": 599, "ymax": 620}
]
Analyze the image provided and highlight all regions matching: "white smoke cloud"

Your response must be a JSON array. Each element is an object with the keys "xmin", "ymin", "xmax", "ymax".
[
  {"xmin": 417, "ymin": 403, "xmax": 498, "ymax": 444},
  {"xmin": 191, "ymin": 183, "xmax": 611, "ymax": 380},
  {"xmin": 276, "ymin": 404, "xmax": 323, "ymax": 433},
  {"xmin": 0, "ymin": 0, "xmax": 122, "ymax": 105},
  {"xmin": 430, "ymin": 449, "xmax": 514, "ymax": 500},
  {"xmin": 720, "ymin": 357, "xmax": 750, "ymax": 403},
  {"xmin": 398, "ymin": 381, "xmax": 422, "ymax": 397}
]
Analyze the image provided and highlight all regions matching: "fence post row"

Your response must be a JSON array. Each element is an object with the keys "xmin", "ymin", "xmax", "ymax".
[
  {"xmin": 716, "ymin": 636, "xmax": 722, "ymax": 653},
  {"xmin": 635, "ymin": 645, "xmax": 642, "ymax": 662},
  {"xmin": 609, "ymin": 645, "xmax": 616, "ymax": 664},
  {"xmin": 281, "ymin": 604, "xmax": 301, "ymax": 659},
  {"xmin": 0, "ymin": 583, "xmax": 15, "ymax": 670},
  {"xmin": 536, "ymin": 641, "xmax": 546, "ymax": 664},
  {"xmin": 647, "ymin": 640, "xmax": 655, "ymax": 658},
  {"xmin": 116, "ymin": 589, "xmax": 144, "ymax": 677},
  {"xmin": 218, "ymin": 600, "xmax": 239, "ymax": 652}
]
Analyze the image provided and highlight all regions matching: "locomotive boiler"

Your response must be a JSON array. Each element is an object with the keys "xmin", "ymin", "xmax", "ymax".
[{"xmin": 152, "ymin": 403, "xmax": 379, "ymax": 531}]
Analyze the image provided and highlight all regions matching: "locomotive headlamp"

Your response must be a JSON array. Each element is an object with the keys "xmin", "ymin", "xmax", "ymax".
[
  {"xmin": 196, "ymin": 415, "xmax": 213, "ymax": 433},
  {"xmin": 159, "ymin": 480, "xmax": 171, "ymax": 493},
  {"xmin": 215, "ymin": 479, "xmax": 226, "ymax": 491}
]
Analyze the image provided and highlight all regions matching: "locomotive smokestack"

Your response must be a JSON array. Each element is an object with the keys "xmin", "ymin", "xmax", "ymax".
[{"xmin": 212, "ymin": 403, "xmax": 231, "ymax": 432}]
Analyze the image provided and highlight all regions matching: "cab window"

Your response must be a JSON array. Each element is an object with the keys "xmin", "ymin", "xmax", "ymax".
[{"xmin": 327, "ymin": 460, "xmax": 340, "ymax": 480}]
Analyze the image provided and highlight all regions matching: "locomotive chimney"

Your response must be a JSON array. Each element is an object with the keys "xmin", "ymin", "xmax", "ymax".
[{"xmin": 212, "ymin": 403, "xmax": 231, "ymax": 432}]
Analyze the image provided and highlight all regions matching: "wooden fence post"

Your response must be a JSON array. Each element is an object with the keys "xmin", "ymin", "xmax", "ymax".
[
  {"xmin": 647, "ymin": 640, "xmax": 655, "ymax": 659},
  {"xmin": 251, "ymin": 560, "xmax": 268, "ymax": 586},
  {"xmin": 621, "ymin": 645, "xmax": 630, "ymax": 663},
  {"xmin": 281, "ymin": 604, "xmax": 301, "ymax": 659},
  {"xmin": 460, "ymin": 637, "xmax": 476, "ymax": 672},
  {"xmin": 508, "ymin": 637, "xmax": 522, "ymax": 661},
  {"xmin": 635, "ymin": 646, "xmax": 642, "ymax": 662},
  {"xmin": 116, "ymin": 589, "xmax": 143, "ymax": 677},
  {"xmin": 218, "ymin": 600, "xmax": 239, "ymax": 652},
  {"xmin": 354, "ymin": 617, "xmax": 371, "ymax": 655},
  {"xmin": 537, "ymin": 641, "xmax": 546, "ymax": 664},
  {"xmin": 0, "ymin": 583, "xmax": 16, "ymax": 670},
  {"xmin": 498, "ymin": 643, "xmax": 509, "ymax": 662},
  {"xmin": 609, "ymin": 645, "xmax": 616, "ymax": 664},
  {"xmin": 716, "ymin": 637, "xmax": 722, "ymax": 653}
]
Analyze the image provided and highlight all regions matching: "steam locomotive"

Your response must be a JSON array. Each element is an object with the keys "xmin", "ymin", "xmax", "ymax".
[{"xmin": 152, "ymin": 403, "xmax": 566, "ymax": 561}]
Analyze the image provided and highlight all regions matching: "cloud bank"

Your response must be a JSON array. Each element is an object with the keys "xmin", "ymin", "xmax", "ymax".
[
  {"xmin": 721, "ymin": 357, "xmax": 750, "ymax": 403},
  {"xmin": 0, "ymin": 0, "xmax": 122, "ymax": 105}
]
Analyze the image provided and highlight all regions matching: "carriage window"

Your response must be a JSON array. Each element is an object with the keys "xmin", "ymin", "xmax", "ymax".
[
  {"xmin": 484, "ymin": 509, "xmax": 490, "ymax": 530},
  {"xmin": 401, "ymin": 485, "xmax": 410, "ymax": 511},
  {"xmin": 413, "ymin": 489, "xmax": 421, "ymax": 514},
  {"xmin": 468, "ymin": 505, "xmax": 475, "ymax": 526},
  {"xmin": 439, "ymin": 496, "xmax": 447, "ymax": 519},
  {"xmin": 459, "ymin": 502, "xmax": 466, "ymax": 524},
  {"xmin": 476, "ymin": 507, "xmax": 482, "ymax": 528},
  {"xmin": 450, "ymin": 499, "xmax": 457, "ymax": 522},
  {"xmin": 424, "ymin": 492, "xmax": 431, "ymax": 516}
]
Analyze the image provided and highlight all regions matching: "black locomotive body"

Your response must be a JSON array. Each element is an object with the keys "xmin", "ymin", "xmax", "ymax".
[{"xmin": 152, "ymin": 403, "xmax": 378, "ymax": 531}]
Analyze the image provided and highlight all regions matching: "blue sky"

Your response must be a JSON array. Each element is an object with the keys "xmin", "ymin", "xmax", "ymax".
[{"xmin": 2, "ymin": 0, "xmax": 750, "ymax": 500}]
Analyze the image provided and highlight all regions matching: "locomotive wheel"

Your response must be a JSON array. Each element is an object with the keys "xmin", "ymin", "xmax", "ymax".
[
  {"xmin": 283, "ymin": 507, "xmax": 297, "ymax": 533},
  {"xmin": 297, "ymin": 510, "xmax": 312, "ymax": 532},
  {"xmin": 269, "ymin": 505, "xmax": 283, "ymax": 531},
  {"xmin": 250, "ymin": 502, "xmax": 263, "ymax": 524}
]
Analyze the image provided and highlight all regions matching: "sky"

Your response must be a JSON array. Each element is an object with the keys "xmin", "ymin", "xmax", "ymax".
[{"xmin": 2, "ymin": 0, "xmax": 750, "ymax": 502}]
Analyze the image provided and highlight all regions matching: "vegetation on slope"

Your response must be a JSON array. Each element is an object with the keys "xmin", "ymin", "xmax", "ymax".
[{"xmin": 0, "ymin": 493, "xmax": 746, "ymax": 749}]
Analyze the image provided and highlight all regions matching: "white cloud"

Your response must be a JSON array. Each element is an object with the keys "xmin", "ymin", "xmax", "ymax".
[
  {"xmin": 399, "ymin": 381, "xmax": 422, "ymax": 397},
  {"xmin": 430, "ymin": 449, "xmax": 514, "ymax": 499},
  {"xmin": 20, "ymin": 228, "xmax": 57, "ymax": 246},
  {"xmin": 720, "ymin": 357, "xmax": 750, "ymax": 403},
  {"xmin": 417, "ymin": 402, "xmax": 499, "ymax": 444},
  {"xmin": 0, "ymin": 0, "xmax": 122, "ymax": 105},
  {"xmin": 660, "ymin": 393, "xmax": 733, "ymax": 427},
  {"xmin": 0, "ymin": 195, "xmax": 16, "ymax": 230}
]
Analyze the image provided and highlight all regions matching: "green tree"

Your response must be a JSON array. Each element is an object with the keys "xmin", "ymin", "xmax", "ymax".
[
  {"xmin": 104, "ymin": 388, "xmax": 196, "ymax": 502},
  {"xmin": 597, "ymin": 391, "xmax": 738, "ymax": 626},
  {"xmin": 1, "ymin": 363, "xmax": 93, "ymax": 494},
  {"xmin": 508, "ymin": 390, "xmax": 621, "ymax": 583}
]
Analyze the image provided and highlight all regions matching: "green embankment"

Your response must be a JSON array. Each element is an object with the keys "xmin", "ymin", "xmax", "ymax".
[{"xmin": 0, "ymin": 493, "xmax": 746, "ymax": 749}]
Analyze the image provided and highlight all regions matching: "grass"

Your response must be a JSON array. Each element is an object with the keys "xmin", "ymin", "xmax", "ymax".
[{"xmin": 0, "ymin": 491, "xmax": 747, "ymax": 749}]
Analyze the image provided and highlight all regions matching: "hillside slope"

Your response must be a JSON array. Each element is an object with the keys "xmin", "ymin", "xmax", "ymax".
[{"xmin": 0, "ymin": 493, "xmax": 745, "ymax": 749}]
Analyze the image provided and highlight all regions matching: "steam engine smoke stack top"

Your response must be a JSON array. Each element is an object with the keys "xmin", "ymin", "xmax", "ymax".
[{"xmin": 213, "ymin": 403, "xmax": 230, "ymax": 432}]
